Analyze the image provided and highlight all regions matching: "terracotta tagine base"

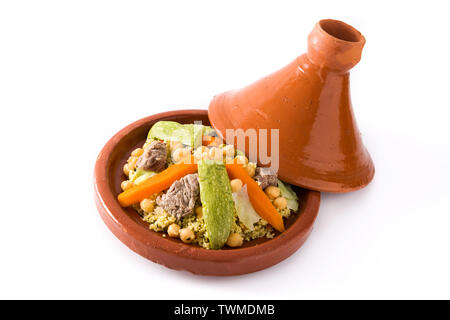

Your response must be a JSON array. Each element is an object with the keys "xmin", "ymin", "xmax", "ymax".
[
  {"xmin": 208, "ymin": 19, "xmax": 375, "ymax": 193},
  {"xmin": 94, "ymin": 109, "xmax": 320, "ymax": 276}
]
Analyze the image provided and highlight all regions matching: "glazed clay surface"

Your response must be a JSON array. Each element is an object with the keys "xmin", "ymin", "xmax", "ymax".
[
  {"xmin": 94, "ymin": 109, "xmax": 320, "ymax": 276},
  {"xmin": 208, "ymin": 19, "xmax": 374, "ymax": 192}
]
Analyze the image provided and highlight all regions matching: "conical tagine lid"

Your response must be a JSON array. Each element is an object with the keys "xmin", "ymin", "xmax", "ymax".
[{"xmin": 208, "ymin": 19, "xmax": 374, "ymax": 192}]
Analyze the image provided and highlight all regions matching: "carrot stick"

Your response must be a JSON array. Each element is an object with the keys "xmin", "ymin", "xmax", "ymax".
[
  {"xmin": 226, "ymin": 164, "xmax": 285, "ymax": 232},
  {"xmin": 118, "ymin": 161, "xmax": 198, "ymax": 207}
]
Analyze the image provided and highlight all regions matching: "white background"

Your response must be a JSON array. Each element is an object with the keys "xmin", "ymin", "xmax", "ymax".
[{"xmin": 1, "ymin": 1, "xmax": 449, "ymax": 299}]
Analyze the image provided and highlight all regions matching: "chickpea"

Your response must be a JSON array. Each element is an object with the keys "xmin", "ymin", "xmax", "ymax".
[
  {"xmin": 195, "ymin": 206, "xmax": 203, "ymax": 218},
  {"xmin": 127, "ymin": 156, "xmax": 139, "ymax": 170},
  {"xmin": 194, "ymin": 146, "xmax": 209, "ymax": 161},
  {"xmin": 127, "ymin": 156, "xmax": 137, "ymax": 163},
  {"xmin": 123, "ymin": 163, "xmax": 130, "ymax": 176},
  {"xmin": 245, "ymin": 165, "xmax": 256, "ymax": 178},
  {"xmin": 140, "ymin": 198, "xmax": 154, "ymax": 213},
  {"xmin": 234, "ymin": 155, "xmax": 248, "ymax": 165},
  {"xmin": 167, "ymin": 224, "xmax": 180, "ymax": 238},
  {"xmin": 223, "ymin": 145, "xmax": 235, "ymax": 159},
  {"xmin": 169, "ymin": 140, "xmax": 183, "ymax": 151},
  {"xmin": 195, "ymin": 151, "xmax": 208, "ymax": 161},
  {"xmin": 131, "ymin": 148, "xmax": 144, "ymax": 157},
  {"xmin": 273, "ymin": 197, "xmax": 288, "ymax": 210},
  {"xmin": 172, "ymin": 148, "xmax": 184, "ymax": 162},
  {"xmin": 121, "ymin": 180, "xmax": 133, "ymax": 191},
  {"xmin": 196, "ymin": 146, "xmax": 208, "ymax": 153},
  {"xmin": 265, "ymin": 186, "xmax": 281, "ymax": 200},
  {"xmin": 209, "ymin": 147, "xmax": 224, "ymax": 161},
  {"xmin": 173, "ymin": 147, "xmax": 191, "ymax": 163},
  {"xmin": 180, "ymin": 228, "xmax": 195, "ymax": 243},
  {"xmin": 230, "ymin": 179, "xmax": 243, "ymax": 193},
  {"xmin": 193, "ymin": 150, "xmax": 203, "ymax": 161},
  {"xmin": 180, "ymin": 154, "xmax": 194, "ymax": 164},
  {"xmin": 226, "ymin": 233, "xmax": 244, "ymax": 248}
]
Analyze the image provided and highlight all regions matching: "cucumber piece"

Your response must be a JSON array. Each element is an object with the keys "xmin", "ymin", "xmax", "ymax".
[{"xmin": 198, "ymin": 160, "xmax": 235, "ymax": 250}]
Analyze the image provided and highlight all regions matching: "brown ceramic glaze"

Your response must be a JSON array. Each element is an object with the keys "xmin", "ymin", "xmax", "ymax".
[
  {"xmin": 94, "ymin": 109, "xmax": 320, "ymax": 276},
  {"xmin": 208, "ymin": 19, "xmax": 375, "ymax": 192}
]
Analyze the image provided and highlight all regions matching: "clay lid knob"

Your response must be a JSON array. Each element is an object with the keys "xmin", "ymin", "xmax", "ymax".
[{"xmin": 307, "ymin": 19, "xmax": 366, "ymax": 72}]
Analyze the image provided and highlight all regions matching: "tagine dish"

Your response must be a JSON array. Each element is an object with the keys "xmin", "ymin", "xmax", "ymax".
[
  {"xmin": 117, "ymin": 121, "xmax": 300, "ymax": 250},
  {"xmin": 94, "ymin": 16, "xmax": 371, "ymax": 273},
  {"xmin": 94, "ymin": 110, "xmax": 320, "ymax": 275}
]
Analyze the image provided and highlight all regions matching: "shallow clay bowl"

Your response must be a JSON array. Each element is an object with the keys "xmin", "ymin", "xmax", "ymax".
[{"xmin": 94, "ymin": 109, "xmax": 320, "ymax": 276}]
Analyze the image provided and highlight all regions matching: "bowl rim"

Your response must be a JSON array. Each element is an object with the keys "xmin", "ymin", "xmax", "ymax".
[{"xmin": 94, "ymin": 109, "xmax": 320, "ymax": 272}]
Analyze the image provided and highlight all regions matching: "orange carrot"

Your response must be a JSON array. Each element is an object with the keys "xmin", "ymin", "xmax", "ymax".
[
  {"xmin": 202, "ymin": 136, "xmax": 211, "ymax": 145},
  {"xmin": 118, "ymin": 160, "xmax": 198, "ymax": 207},
  {"xmin": 226, "ymin": 164, "xmax": 285, "ymax": 232}
]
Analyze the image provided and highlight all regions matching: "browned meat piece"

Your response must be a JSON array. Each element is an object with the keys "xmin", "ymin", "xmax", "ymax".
[
  {"xmin": 253, "ymin": 167, "xmax": 278, "ymax": 189},
  {"xmin": 136, "ymin": 140, "xmax": 167, "ymax": 172},
  {"xmin": 156, "ymin": 173, "xmax": 199, "ymax": 219}
]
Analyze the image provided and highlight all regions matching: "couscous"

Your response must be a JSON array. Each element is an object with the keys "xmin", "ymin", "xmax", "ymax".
[{"xmin": 117, "ymin": 121, "xmax": 300, "ymax": 250}]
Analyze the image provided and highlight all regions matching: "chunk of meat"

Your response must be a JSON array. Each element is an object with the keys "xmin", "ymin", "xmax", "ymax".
[
  {"xmin": 136, "ymin": 140, "xmax": 167, "ymax": 172},
  {"xmin": 253, "ymin": 167, "xmax": 278, "ymax": 190},
  {"xmin": 156, "ymin": 173, "xmax": 199, "ymax": 219}
]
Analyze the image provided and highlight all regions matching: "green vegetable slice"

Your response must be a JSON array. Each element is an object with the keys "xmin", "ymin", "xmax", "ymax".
[
  {"xmin": 148, "ymin": 121, "xmax": 193, "ymax": 147},
  {"xmin": 232, "ymin": 185, "xmax": 261, "ymax": 230},
  {"xmin": 198, "ymin": 159, "xmax": 235, "ymax": 249},
  {"xmin": 135, "ymin": 171, "xmax": 157, "ymax": 185},
  {"xmin": 277, "ymin": 179, "xmax": 299, "ymax": 212},
  {"xmin": 148, "ymin": 121, "xmax": 214, "ymax": 149},
  {"xmin": 129, "ymin": 169, "xmax": 156, "ymax": 185}
]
